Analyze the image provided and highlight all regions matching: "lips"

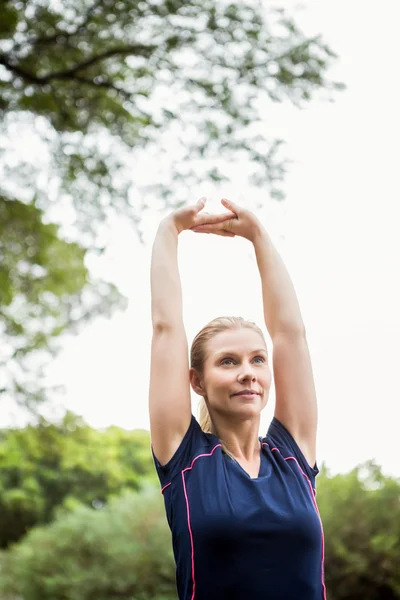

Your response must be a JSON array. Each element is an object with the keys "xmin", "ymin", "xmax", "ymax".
[{"xmin": 232, "ymin": 389, "xmax": 260, "ymax": 396}]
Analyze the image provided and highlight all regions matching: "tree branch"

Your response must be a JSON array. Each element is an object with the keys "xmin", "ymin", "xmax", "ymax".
[
  {"xmin": 73, "ymin": 76, "xmax": 133, "ymax": 101},
  {"xmin": 0, "ymin": 54, "xmax": 41, "ymax": 84},
  {"xmin": 0, "ymin": 44, "xmax": 157, "ymax": 86},
  {"xmin": 41, "ymin": 45, "xmax": 157, "ymax": 81}
]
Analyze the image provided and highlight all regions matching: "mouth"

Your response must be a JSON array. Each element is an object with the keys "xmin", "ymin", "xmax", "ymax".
[{"xmin": 232, "ymin": 390, "xmax": 260, "ymax": 397}]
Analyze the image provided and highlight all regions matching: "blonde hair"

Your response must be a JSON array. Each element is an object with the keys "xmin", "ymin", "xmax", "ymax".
[{"xmin": 190, "ymin": 316, "xmax": 266, "ymax": 456}]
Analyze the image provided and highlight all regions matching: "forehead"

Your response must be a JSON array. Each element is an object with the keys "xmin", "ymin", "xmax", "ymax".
[{"xmin": 205, "ymin": 328, "xmax": 266, "ymax": 358}]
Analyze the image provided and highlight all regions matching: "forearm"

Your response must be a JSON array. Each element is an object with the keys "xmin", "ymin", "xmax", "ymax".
[
  {"xmin": 150, "ymin": 218, "xmax": 184, "ymax": 330},
  {"xmin": 252, "ymin": 224, "xmax": 305, "ymax": 338}
]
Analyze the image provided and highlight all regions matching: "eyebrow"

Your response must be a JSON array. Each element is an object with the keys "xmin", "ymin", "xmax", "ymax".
[{"xmin": 214, "ymin": 348, "xmax": 267, "ymax": 359}]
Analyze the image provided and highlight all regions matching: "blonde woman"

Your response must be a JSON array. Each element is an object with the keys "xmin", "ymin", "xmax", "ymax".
[{"xmin": 149, "ymin": 197, "xmax": 325, "ymax": 600}]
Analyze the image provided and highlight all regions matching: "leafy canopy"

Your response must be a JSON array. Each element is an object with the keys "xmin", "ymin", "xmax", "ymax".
[
  {"xmin": 0, "ymin": 0, "xmax": 343, "ymax": 409},
  {"xmin": 0, "ymin": 196, "xmax": 125, "ymax": 408},
  {"xmin": 0, "ymin": 0, "xmax": 343, "ymax": 237}
]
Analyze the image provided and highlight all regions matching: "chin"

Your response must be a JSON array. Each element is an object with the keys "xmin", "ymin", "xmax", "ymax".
[{"xmin": 236, "ymin": 406, "xmax": 262, "ymax": 419}]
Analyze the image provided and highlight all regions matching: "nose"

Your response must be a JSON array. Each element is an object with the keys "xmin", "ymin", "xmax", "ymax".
[{"xmin": 237, "ymin": 364, "xmax": 257, "ymax": 384}]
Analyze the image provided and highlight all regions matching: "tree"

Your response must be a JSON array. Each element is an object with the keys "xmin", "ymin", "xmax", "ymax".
[
  {"xmin": 0, "ymin": 0, "xmax": 343, "ymax": 408},
  {"xmin": 317, "ymin": 461, "xmax": 400, "ymax": 600},
  {"xmin": 0, "ymin": 196, "xmax": 125, "ymax": 408},
  {"xmin": 0, "ymin": 411, "xmax": 157, "ymax": 548},
  {"xmin": 0, "ymin": 487, "xmax": 176, "ymax": 600}
]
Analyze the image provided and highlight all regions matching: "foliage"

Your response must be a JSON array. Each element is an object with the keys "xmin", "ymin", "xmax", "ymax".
[
  {"xmin": 317, "ymin": 461, "xmax": 400, "ymax": 600},
  {"xmin": 0, "ymin": 486, "xmax": 176, "ymax": 600},
  {"xmin": 0, "ymin": 0, "xmax": 343, "ymax": 406},
  {"xmin": 0, "ymin": 0, "xmax": 343, "ymax": 230},
  {"xmin": 0, "ymin": 411, "xmax": 156, "ymax": 548},
  {"xmin": 0, "ymin": 195, "xmax": 126, "ymax": 408}
]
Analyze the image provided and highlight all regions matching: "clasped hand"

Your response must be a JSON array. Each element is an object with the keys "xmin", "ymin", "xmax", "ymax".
[{"xmin": 170, "ymin": 198, "xmax": 261, "ymax": 243}]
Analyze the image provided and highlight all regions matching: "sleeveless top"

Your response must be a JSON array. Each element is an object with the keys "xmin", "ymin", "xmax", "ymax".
[{"xmin": 152, "ymin": 415, "xmax": 326, "ymax": 600}]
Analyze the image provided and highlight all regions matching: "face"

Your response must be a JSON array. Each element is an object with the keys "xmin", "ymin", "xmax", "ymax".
[{"xmin": 192, "ymin": 328, "xmax": 272, "ymax": 423}]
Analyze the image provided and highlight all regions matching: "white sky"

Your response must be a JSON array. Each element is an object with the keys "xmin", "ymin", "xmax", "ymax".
[{"xmin": 11, "ymin": 0, "xmax": 400, "ymax": 478}]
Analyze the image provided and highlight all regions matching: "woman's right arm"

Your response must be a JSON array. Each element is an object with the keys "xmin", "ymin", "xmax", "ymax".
[
  {"xmin": 149, "ymin": 216, "xmax": 192, "ymax": 466},
  {"xmin": 149, "ymin": 200, "xmax": 234, "ymax": 465}
]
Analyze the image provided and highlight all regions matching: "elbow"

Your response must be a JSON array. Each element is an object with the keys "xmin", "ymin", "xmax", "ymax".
[
  {"xmin": 271, "ymin": 323, "xmax": 307, "ymax": 340},
  {"xmin": 152, "ymin": 319, "xmax": 183, "ymax": 335},
  {"xmin": 152, "ymin": 320, "xmax": 170, "ymax": 335}
]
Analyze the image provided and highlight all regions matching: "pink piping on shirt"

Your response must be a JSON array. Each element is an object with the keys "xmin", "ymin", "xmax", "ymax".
[
  {"xmin": 161, "ymin": 482, "xmax": 171, "ymax": 494},
  {"xmin": 161, "ymin": 441, "xmax": 325, "ymax": 599},
  {"xmin": 181, "ymin": 444, "xmax": 222, "ymax": 600},
  {"xmin": 262, "ymin": 442, "xmax": 327, "ymax": 600}
]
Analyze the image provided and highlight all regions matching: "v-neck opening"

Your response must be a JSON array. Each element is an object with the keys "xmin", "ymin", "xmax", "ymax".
[{"xmin": 231, "ymin": 444, "xmax": 265, "ymax": 480}]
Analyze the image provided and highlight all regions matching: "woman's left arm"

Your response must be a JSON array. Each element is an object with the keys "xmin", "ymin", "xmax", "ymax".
[
  {"xmin": 191, "ymin": 199, "xmax": 318, "ymax": 468},
  {"xmin": 252, "ymin": 224, "xmax": 318, "ymax": 469}
]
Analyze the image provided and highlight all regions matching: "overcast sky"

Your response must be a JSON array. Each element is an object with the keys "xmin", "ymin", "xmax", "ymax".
[{"xmin": 9, "ymin": 0, "xmax": 399, "ymax": 479}]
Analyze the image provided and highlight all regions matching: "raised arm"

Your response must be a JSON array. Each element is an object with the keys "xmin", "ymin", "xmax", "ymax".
[
  {"xmin": 191, "ymin": 198, "xmax": 318, "ymax": 468},
  {"xmin": 149, "ymin": 199, "xmax": 233, "ymax": 465},
  {"xmin": 252, "ymin": 224, "xmax": 318, "ymax": 467},
  {"xmin": 149, "ymin": 217, "xmax": 191, "ymax": 466}
]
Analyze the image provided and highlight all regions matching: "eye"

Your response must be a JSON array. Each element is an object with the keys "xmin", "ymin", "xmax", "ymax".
[
  {"xmin": 221, "ymin": 358, "xmax": 235, "ymax": 365},
  {"xmin": 253, "ymin": 356, "xmax": 266, "ymax": 364}
]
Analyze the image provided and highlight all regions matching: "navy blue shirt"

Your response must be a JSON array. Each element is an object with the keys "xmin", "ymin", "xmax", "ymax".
[{"xmin": 152, "ymin": 415, "xmax": 326, "ymax": 600}]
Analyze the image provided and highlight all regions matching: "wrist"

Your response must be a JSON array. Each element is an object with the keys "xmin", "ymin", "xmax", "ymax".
[
  {"xmin": 159, "ymin": 216, "xmax": 180, "ymax": 236},
  {"xmin": 249, "ymin": 220, "xmax": 267, "ymax": 245}
]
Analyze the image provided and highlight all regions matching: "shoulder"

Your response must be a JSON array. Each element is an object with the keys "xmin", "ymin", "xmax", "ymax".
[
  {"xmin": 264, "ymin": 417, "xmax": 319, "ymax": 483},
  {"xmin": 152, "ymin": 415, "xmax": 219, "ymax": 485}
]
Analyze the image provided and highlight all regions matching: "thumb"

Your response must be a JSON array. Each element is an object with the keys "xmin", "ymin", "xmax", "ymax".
[
  {"xmin": 196, "ymin": 197, "xmax": 207, "ymax": 212},
  {"xmin": 221, "ymin": 198, "xmax": 239, "ymax": 214}
]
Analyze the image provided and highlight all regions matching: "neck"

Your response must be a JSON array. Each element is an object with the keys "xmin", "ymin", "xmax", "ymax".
[{"xmin": 211, "ymin": 416, "xmax": 261, "ymax": 462}]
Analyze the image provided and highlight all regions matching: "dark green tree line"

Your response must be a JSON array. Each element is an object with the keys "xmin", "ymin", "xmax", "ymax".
[
  {"xmin": 0, "ymin": 411, "xmax": 156, "ymax": 548},
  {"xmin": 318, "ymin": 461, "xmax": 400, "ymax": 600}
]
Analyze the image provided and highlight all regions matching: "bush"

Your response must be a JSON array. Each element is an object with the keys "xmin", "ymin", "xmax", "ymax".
[
  {"xmin": 0, "ymin": 485, "xmax": 176, "ymax": 600},
  {"xmin": 0, "ymin": 412, "xmax": 157, "ymax": 548},
  {"xmin": 317, "ymin": 461, "xmax": 400, "ymax": 600}
]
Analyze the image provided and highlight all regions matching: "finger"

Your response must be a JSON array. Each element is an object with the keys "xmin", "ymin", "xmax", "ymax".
[
  {"xmin": 224, "ymin": 218, "xmax": 236, "ymax": 233},
  {"xmin": 195, "ymin": 211, "xmax": 235, "ymax": 226},
  {"xmin": 217, "ymin": 230, "xmax": 235, "ymax": 237},
  {"xmin": 221, "ymin": 198, "xmax": 240, "ymax": 214},
  {"xmin": 194, "ymin": 197, "xmax": 207, "ymax": 213},
  {"xmin": 191, "ymin": 222, "xmax": 225, "ymax": 232},
  {"xmin": 192, "ymin": 229, "xmax": 235, "ymax": 237},
  {"xmin": 195, "ymin": 216, "xmax": 237, "ymax": 229}
]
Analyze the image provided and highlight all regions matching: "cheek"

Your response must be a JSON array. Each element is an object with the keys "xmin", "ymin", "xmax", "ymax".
[
  {"xmin": 261, "ymin": 366, "xmax": 272, "ymax": 388},
  {"xmin": 216, "ymin": 371, "xmax": 233, "ymax": 388},
  {"xmin": 207, "ymin": 368, "xmax": 233, "ymax": 390}
]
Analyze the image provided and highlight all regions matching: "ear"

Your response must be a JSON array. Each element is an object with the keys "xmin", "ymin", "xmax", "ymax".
[{"xmin": 189, "ymin": 368, "xmax": 206, "ymax": 397}]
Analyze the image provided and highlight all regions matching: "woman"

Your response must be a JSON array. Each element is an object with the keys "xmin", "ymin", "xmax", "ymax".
[{"xmin": 149, "ymin": 197, "xmax": 326, "ymax": 600}]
